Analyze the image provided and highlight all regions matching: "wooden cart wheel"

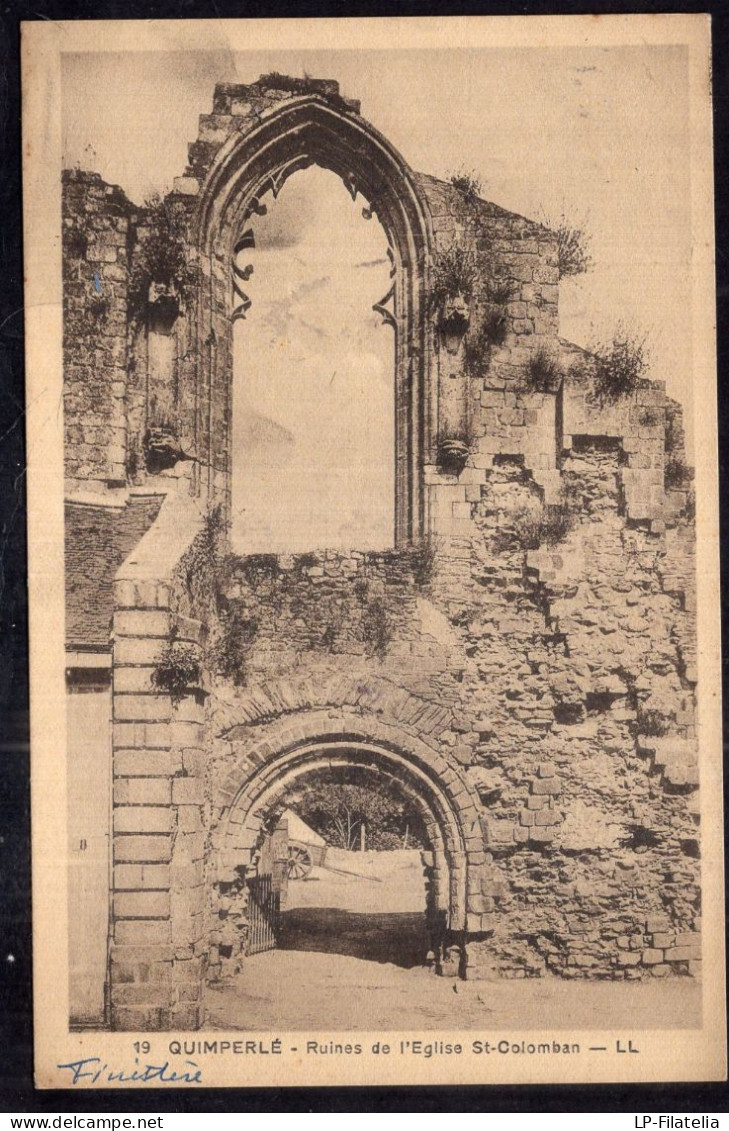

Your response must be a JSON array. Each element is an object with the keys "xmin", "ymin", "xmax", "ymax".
[{"xmin": 287, "ymin": 844, "xmax": 313, "ymax": 880}]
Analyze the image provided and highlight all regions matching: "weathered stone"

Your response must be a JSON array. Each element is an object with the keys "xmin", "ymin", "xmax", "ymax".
[
  {"xmin": 113, "ymin": 835, "xmax": 173, "ymax": 863},
  {"xmin": 114, "ymin": 806, "xmax": 173, "ymax": 834},
  {"xmin": 62, "ymin": 86, "xmax": 699, "ymax": 1033},
  {"xmin": 114, "ymin": 890, "xmax": 171, "ymax": 919},
  {"xmin": 664, "ymin": 946, "xmax": 701, "ymax": 963}
]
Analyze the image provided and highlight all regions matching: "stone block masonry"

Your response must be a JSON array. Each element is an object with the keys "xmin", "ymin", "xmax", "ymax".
[{"xmin": 108, "ymin": 494, "xmax": 210, "ymax": 1029}]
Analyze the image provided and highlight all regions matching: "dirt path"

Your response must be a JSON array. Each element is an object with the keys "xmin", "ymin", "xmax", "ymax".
[
  {"xmin": 205, "ymin": 949, "xmax": 701, "ymax": 1032},
  {"xmin": 206, "ymin": 849, "xmax": 701, "ymax": 1032}
]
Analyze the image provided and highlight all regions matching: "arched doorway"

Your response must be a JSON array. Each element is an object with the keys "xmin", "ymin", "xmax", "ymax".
[
  {"xmin": 210, "ymin": 730, "xmax": 477, "ymax": 992},
  {"xmin": 256, "ymin": 761, "xmax": 434, "ymax": 971}
]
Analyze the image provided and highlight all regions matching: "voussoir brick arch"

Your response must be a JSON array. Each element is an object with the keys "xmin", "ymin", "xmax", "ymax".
[
  {"xmin": 191, "ymin": 91, "xmax": 435, "ymax": 544},
  {"xmin": 214, "ymin": 708, "xmax": 485, "ymax": 932},
  {"xmin": 211, "ymin": 671, "xmax": 455, "ymax": 740}
]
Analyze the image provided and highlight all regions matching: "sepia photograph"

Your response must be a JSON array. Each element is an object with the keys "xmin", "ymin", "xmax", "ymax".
[{"xmin": 22, "ymin": 14, "xmax": 724, "ymax": 1087}]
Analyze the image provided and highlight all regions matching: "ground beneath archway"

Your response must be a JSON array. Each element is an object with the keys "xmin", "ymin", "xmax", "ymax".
[
  {"xmin": 205, "ymin": 849, "xmax": 701, "ymax": 1032},
  {"xmin": 279, "ymin": 846, "xmax": 429, "ymax": 968},
  {"xmin": 205, "ymin": 950, "xmax": 701, "ymax": 1032}
]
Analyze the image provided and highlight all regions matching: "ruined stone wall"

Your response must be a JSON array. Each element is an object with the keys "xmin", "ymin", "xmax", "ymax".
[
  {"xmin": 431, "ymin": 443, "xmax": 699, "ymax": 980},
  {"xmin": 63, "ymin": 171, "xmax": 133, "ymax": 492},
  {"xmin": 198, "ymin": 436, "xmax": 698, "ymax": 983},
  {"xmin": 65, "ymin": 494, "xmax": 164, "ymax": 648},
  {"xmin": 61, "ymin": 80, "xmax": 701, "ymax": 1031}
]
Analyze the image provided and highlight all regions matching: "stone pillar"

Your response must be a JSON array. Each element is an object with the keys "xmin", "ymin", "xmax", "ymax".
[{"xmin": 110, "ymin": 575, "xmax": 208, "ymax": 1030}]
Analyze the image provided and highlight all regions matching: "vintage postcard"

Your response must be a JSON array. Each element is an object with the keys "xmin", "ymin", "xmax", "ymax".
[{"xmin": 23, "ymin": 14, "xmax": 725, "ymax": 1088}]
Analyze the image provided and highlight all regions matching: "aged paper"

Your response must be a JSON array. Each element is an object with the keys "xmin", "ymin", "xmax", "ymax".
[{"xmin": 23, "ymin": 15, "xmax": 725, "ymax": 1088}]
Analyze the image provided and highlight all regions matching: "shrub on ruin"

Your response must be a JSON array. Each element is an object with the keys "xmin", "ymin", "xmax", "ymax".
[
  {"xmin": 619, "ymin": 824, "xmax": 662, "ymax": 850},
  {"xmin": 638, "ymin": 407, "xmax": 661, "ymax": 428},
  {"xmin": 128, "ymin": 194, "xmax": 200, "ymax": 323},
  {"xmin": 361, "ymin": 598, "xmax": 392, "ymax": 660},
  {"xmin": 591, "ymin": 326, "xmax": 650, "ymax": 401},
  {"xmin": 64, "ymin": 228, "xmax": 88, "ymax": 261},
  {"xmin": 540, "ymin": 209, "xmax": 592, "ymax": 278},
  {"xmin": 178, "ymin": 505, "xmax": 226, "ymax": 617},
  {"xmin": 294, "ymin": 552, "xmax": 319, "ymax": 572},
  {"xmin": 209, "ymin": 610, "xmax": 259, "ymax": 686},
  {"xmin": 152, "ymin": 641, "xmax": 202, "ymax": 705},
  {"xmin": 664, "ymin": 408, "xmax": 684, "ymax": 454},
  {"xmin": 465, "ymin": 310, "xmax": 509, "ymax": 376},
  {"xmin": 409, "ymin": 535, "xmax": 440, "ymax": 588},
  {"xmin": 87, "ymin": 293, "xmax": 110, "ymax": 325},
  {"xmin": 522, "ymin": 344, "xmax": 563, "ymax": 393},
  {"xmin": 240, "ymin": 553, "xmax": 281, "ymax": 588},
  {"xmin": 528, "ymin": 502, "xmax": 575, "ymax": 547},
  {"xmin": 448, "ymin": 168, "xmax": 483, "ymax": 203},
  {"xmin": 258, "ymin": 71, "xmax": 316, "ymax": 94},
  {"xmin": 635, "ymin": 708, "xmax": 671, "ymax": 737},
  {"xmin": 507, "ymin": 500, "xmax": 576, "ymax": 551},
  {"xmin": 430, "ymin": 244, "xmax": 477, "ymax": 310},
  {"xmin": 664, "ymin": 455, "xmax": 694, "ymax": 490},
  {"xmin": 486, "ymin": 278, "xmax": 516, "ymax": 306}
]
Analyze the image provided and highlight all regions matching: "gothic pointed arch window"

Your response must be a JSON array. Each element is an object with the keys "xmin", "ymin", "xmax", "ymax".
[
  {"xmin": 230, "ymin": 166, "xmax": 396, "ymax": 552},
  {"xmin": 193, "ymin": 93, "xmax": 433, "ymax": 547}
]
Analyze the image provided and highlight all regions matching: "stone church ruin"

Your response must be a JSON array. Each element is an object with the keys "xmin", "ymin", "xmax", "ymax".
[{"xmin": 63, "ymin": 76, "xmax": 700, "ymax": 1031}]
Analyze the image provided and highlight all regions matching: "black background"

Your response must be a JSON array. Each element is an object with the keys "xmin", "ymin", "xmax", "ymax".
[{"xmin": 0, "ymin": 0, "xmax": 726, "ymax": 1112}]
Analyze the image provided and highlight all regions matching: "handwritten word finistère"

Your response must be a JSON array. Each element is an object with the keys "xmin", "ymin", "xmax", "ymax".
[{"xmin": 56, "ymin": 1057, "xmax": 203, "ymax": 1085}]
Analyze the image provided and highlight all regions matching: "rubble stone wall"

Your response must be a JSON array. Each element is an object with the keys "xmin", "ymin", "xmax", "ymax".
[{"xmin": 63, "ymin": 171, "xmax": 134, "ymax": 492}]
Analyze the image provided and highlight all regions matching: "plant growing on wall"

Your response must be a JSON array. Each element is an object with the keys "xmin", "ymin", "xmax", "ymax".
[
  {"xmin": 431, "ymin": 245, "xmax": 476, "ymax": 350},
  {"xmin": 239, "ymin": 553, "xmax": 282, "ymax": 588},
  {"xmin": 87, "ymin": 292, "xmax": 110, "ymax": 326},
  {"xmin": 464, "ymin": 313, "xmax": 506, "ymax": 378},
  {"xmin": 526, "ymin": 502, "xmax": 575, "ymax": 548},
  {"xmin": 638, "ymin": 407, "xmax": 662, "ymax": 428},
  {"xmin": 664, "ymin": 408, "xmax": 685, "ymax": 455},
  {"xmin": 635, "ymin": 707, "xmax": 671, "ymax": 737},
  {"xmin": 539, "ymin": 209, "xmax": 593, "ymax": 278},
  {"xmin": 486, "ymin": 278, "xmax": 516, "ymax": 306},
  {"xmin": 177, "ymin": 504, "xmax": 226, "ymax": 619},
  {"xmin": 409, "ymin": 535, "xmax": 441, "ymax": 588},
  {"xmin": 448, "ymin": 168, "xmax": 483, "ymax": 204},
  {"xmin": 359, "ymin": 591, "xmax": 393, "ymax": 660},
  {"xmin": 503, "ymin": 497, "xmax": 577, "ymax": 551},
  {"xmin": 664, "ymin": 455, "xmax": 694, "ymax": 490},
  {"xmin": 431, "ymin": 244, "xmax": 476, "ymax": 310},
  {"xmin": 590, "ymin": 325, "xmax": 651, "ymax": 401},
  {"xmin": 152, "ymin": 640, "xmax": 202, "ymax": 704},
  {"xmin": 128, "ymin": 194, "xmax": 200, "ymax": 324},
  {"xmin": 679, "ymin": 488, "xmax": 696, "ymax": 524},
  {"xmin": 462, "ymin": 277, "xmax": 515, "ymax": 378},
  {"xmin": 521, "ymin": 344, "xmax": 563, "ymax": 394},
  {"xmin": 209, "ymin": 609, "xmax": 259, "ymax": 687}
]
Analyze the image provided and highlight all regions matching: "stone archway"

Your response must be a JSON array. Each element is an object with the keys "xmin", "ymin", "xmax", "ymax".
[
  {"xmin": 208, "ymin": 706, "xmax": 486, "ymax": 981},
  {"xmin": 188, "ymin": 89, "xmax": 434, "ymax": 544}
]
